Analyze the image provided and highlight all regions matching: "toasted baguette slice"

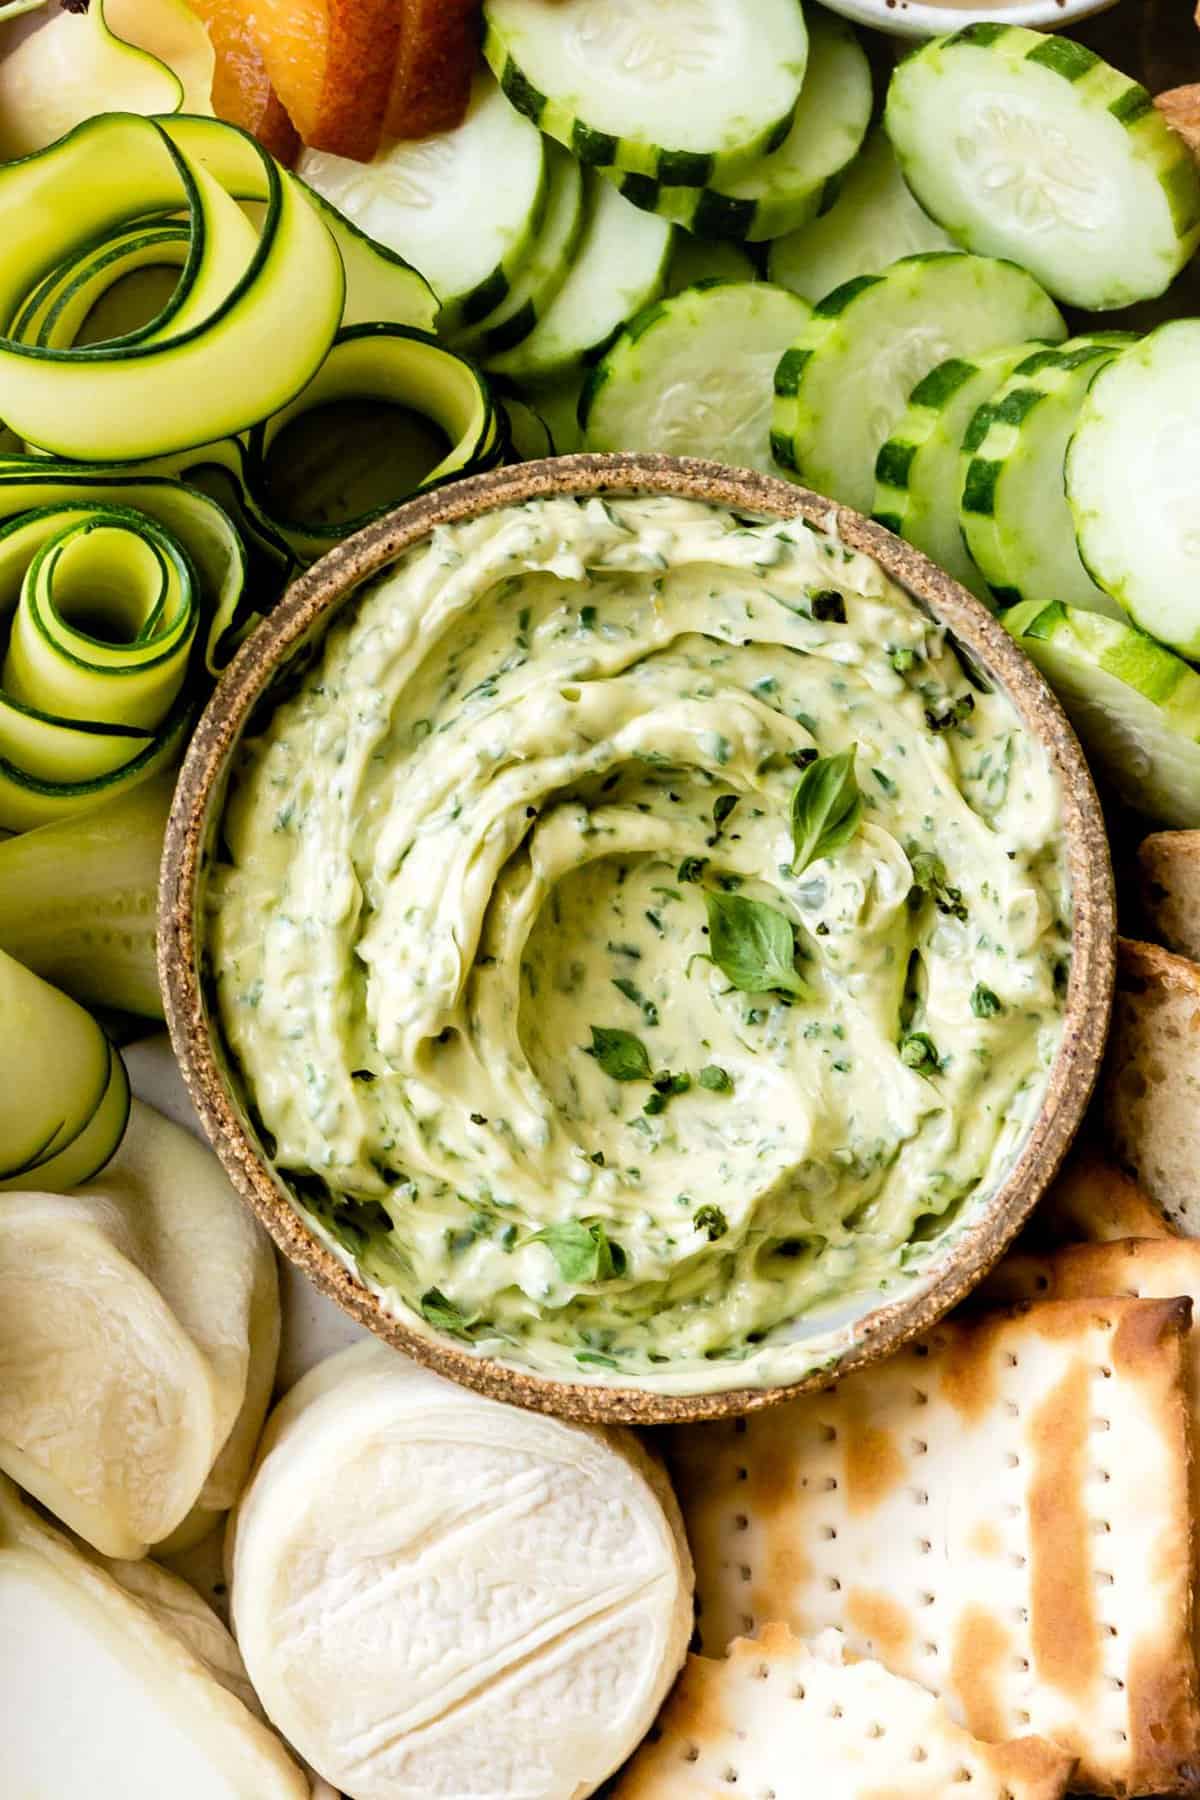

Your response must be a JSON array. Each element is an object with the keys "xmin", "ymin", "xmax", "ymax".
[
  {"xmin": 384, "ymin": 0, "xmax": 479, "ymax": 138},
  {"xmin": 1138, "ymin": 832, "xmax": 1200, "ymax": 962},
  {"xmin": 671, "ymin": 1296, "xmax": 1200, "ymax": 1796},
  {"xmin": 610, "ymin": 1624, "xmax": 1074, "ymax": 1800},
  {"xmin": 1104, "ymin": 938, "xmax": 1200, "ymax": 1234},
  {"xmin": 1024, "ymin": 1140, "xmax": 1173, "ymax": 1247}
]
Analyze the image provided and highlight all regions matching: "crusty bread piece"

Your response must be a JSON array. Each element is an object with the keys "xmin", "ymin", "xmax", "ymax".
[
  {"xmin": 1138, "ymin": 832, "xmax": 1200, "ymax": 963},
  {"xmin": 610, "ymin": 1624, "xmax": 1075, "ymax": 1800},
  {"xmin": 671, "ymin": 1296, "xmax": 1200, "ymax": 1796},
  {"xmin": 383, "ymin": 0, "xmax": 478, "ymax": 138},
  {"xmin": 1104, "ymin": 939, "xmax": 1200, "ymax": 1235},
  {"xmin": 1023, "ymin": 1141, "xmax": 1174, "ymax": 1248}
]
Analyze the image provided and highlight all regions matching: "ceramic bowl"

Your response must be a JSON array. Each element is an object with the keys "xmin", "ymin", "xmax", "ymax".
[
  {"xmin": 823, "ymin": 0, "xmax": 1118, "ymax": 41},
  {"xmin": 161, "ymin": 454, "xmax": 1115, "ymax": 1425}
]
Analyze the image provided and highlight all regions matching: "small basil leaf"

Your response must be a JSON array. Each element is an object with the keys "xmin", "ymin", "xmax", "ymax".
[
  {"xmin": 420, "ymin": 1288, "xmax": 479, "ymax": 1335},
  {"xmin": 971, "ymin": 983, "xmax": 1002, "ymax": 1018},
  {"xmin": 790, "ymin": 746, "xmax": 863, "ymax": 875},
  {"xmin": 586, "ymin": 1026, "xmax": 651, "ymax": 1081},
  {"xmin": 699, "ymin": 1064, "xmax": 733, "ymax": 1093},
  {"xmin": 693, "ymin": 1203, "xmax": 729, "ymax": 1241},
  {"xmin": 703, "ymin": 891, "xmax": 805, "ymax": 996},
  {"xmin": 530, "ymin": 1219, "xmax": 626, "ymax": 1283}
]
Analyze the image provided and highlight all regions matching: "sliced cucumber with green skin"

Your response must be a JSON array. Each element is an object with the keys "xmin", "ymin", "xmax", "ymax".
[
  {"xmin": 0, "ymin": 771, "xmax": 171, "ymax": 1018},
  {"xmin": 453, "ymin": 143, "xmax": 585, "ymax": 358},
  {"xmin": 771, "ymin": 251, "xmax": 1067, "ymax": 515},
  {"xmin": 583, "ymin": 280, "xmax": 811, "ymax": 474},
  {"xmin": 767, "ymin": 130, "xmax": 955, "ymax": 307},
  {"xmin": 246, "ymin": 325, "xmax": 503, "ymax": 562},
  {"xmin": 299, "ymin": 70, "xmax": 547, "ymax": 337},
  {"xmin": 483, "ymin": 0, "xmax": 808, "ymax": 187},
  {"xmin": 664, "ymin": 234, "xmax": 757, "ymax": 294},
  {"xmin": 513, "ymin": 374, "xmax": 586, "ymax": 454},
  {"xmin": 1065, "ymin": 320, "xmax": 1200, "ymax": 660},
  {"xmin": 873, "ymin": 342, "xmax": 1048, "ymax": 600},
  {"xmin": 486, "ymin": 172, "xmax": 673, "ymax": 382},
  {"xmin": 611, "ymin": 10, "xmax": 871, "ymax": 244},
  {"xmin": 0, "ymin": 946, "xmax": 129, "ymax": 1187},
  {"xmin": 0, "ymin": 113, "xmax": 344, "ymax": 462},
  {"xmin": 885, "ymin": 24, "xmax": 1200, "ymax": 311},
  {"xmin": 959, "ymin": 335, "xmax": 1135, "ymax": 615},
  {"xmin": 165, "ymin": 115, "xmax": 439, "ymax": 334},
  {"xmin": 500, "ymin": 396, "xmax": 555, "ymax": 461},
  {"xmin": 4, "ymin": 1039, "xmax": 132, "ymax": 1194},
  {"xmin": 1005, "ymin": 598, "xmax": 1200, "ymax": 827}
]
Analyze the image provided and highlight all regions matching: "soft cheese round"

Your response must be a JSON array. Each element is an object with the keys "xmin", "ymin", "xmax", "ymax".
[{"xmin": 228, "ymin": 1342, "xmax": 694, "ymax": 1800}]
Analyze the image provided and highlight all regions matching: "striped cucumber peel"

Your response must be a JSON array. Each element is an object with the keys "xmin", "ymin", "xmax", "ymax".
[
  {"xmin": 771, "ymin": 251, "xmax": 1066, "ymax": 515},
  {"xmin": 884, "ymin": 24, "xmax": 1200, "ymax": 310},
  {"xmin": 0, "ymin": 113, "xmax": 343, "ymax": 462},
  {"xmin": 0, "ymin": 772, "xmax": 172, "ymax": 1018},
  {"xmin": 610, "ymin": 11, "xmax": 870, "ymax": 243},
  {"xmin": 767, "ymin": 128, "xmax": 954, "ymax": 307},
  {"xmin": 299, "ymin": 70, "xmax": 547, "ymax": 337},
  {"xmin": 453, "ymin": 143, "xmax": 585, "ymax": 358},
  {"xmin": 582, "ymin": 280, "xmax": 811, "ymax": 474},
  {"xmin": 165, "ymin": 115, "xmax": 438, "ymax": 334},
  {"xmin": 1066, "ymin": 320, "xmax": 1200, "ymax": 660},
  {"xmin": 483, "ymin": 0, "xmax": 808, "ymax": 187},
  {"xmin": 246, "ymin": 325, "xmax": 503, "ymax": 562},
  {"xmin": 0, "ymin": 0, "xmax": 213, "ymax": 161},
  {"xmin": 959, "ymin": 334, "xmax": 1136, "ymax": 614},
  {"xmin": 872, "ymin": 340, "xmax": 1053, "ymax": 599},
  {"xmin": 0, "ymin": 947, "xmax": 129, "ymax": 1186},
  {"xmin": 1005, "ymin": 597, "xmax": 1200, "ymax": 827},
  {"xmin": 486, "ymin": 172, "xmax": 673, "ymax": 382}
]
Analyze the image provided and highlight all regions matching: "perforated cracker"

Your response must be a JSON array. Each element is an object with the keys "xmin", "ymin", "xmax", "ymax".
[
  {"xmin": 671, "ymin": 1297, "xmax": 1200, "ymax": 1795},
  {"xmin": 1023, "ymin": 1144, "xmax": 1174, "ymax": 1249},
  {"xmin": 610, "ymin": 1624, "xmax": 1074, "ymax": 1799}
]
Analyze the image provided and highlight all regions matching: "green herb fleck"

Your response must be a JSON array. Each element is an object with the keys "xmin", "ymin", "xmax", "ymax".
[
  {"xmin": 971, "ymin": 983, "xmax": 1002, "ymax": 1018},
  {"xmin": 586, "ymin": 1026, "xmax": 651, "ymax": 1082},
  {"xmin": 529, "ymin": 1219, "xmax": 627, "ymax": 1283},
  {"xmin": 790, "ymin": 747, "xmax": 862, "ymax": 875},
  {"xmin": 420, "ymin": 1288, "xmax": 480, "ymax": 1335},
  {"xmin": 699, "ymin": 1064, "xmax": 733, "ymax": 1093},
  {"xmin": 693, "ymin": 1203, "xmax": 729, "ymax": 1241},
  {"xmin": 889, "ymin": 647, "xmax": 917, "ymax": 674},
  {"xmin": 677, "ymin": 855, "xmax": 709, "ymax": 883},
  {"xmin": 713, "ymin": 793, "xmax": 740, "ymax": 830},
  {"xmin": 908, "ymin": 850, "xmax": 968, "ymax": 922},
  {"xmin": 612, "ymin": 977, "xmax": 659, "ymax": 1027},
  {"xmin": 900, "ymin": 1032, "xmax": 941, "ymax": 1073}
]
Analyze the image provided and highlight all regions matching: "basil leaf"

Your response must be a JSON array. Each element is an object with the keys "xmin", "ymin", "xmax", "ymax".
[
  {"xmin": 703, "ymin": 891, "xmax": 805, "ymax": 996},
  {"xmin": 900, "ymin": 1032, "xmax": 940, "ymax": 1072},
  {"xmin": 971, "ymin": 983, "xmax": 1002, "ymax": 1018},
  {"xmin": 699, "ymin": 1064, "xmax": 732, "ymax": 1093},
  {"xmin": 420, "ymin": 1288, "xmax": 479, "ymax": 1335},
  {"xmin": 587, "ymin": 1025, "xmax": 651, "ymax": 1081},
  {"xmin": 530, "ymin": 1219, "xmax": 627, "ymax": 1283},
  {"xmin": 790, "ymin": 747, "xmax": 862, "ymax": 875},
  {"xmin": 693, "ymin": 1203, "xmax": 729, "ymax": 1241}
]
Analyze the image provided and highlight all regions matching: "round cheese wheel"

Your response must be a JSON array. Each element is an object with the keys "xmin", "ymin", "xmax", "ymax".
[{"xmin": 229, "ymin": 1342, "xmax": 694, "ymax": 1800}]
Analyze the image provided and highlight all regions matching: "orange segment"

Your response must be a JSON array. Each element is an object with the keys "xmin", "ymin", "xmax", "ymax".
[
  {"xmin": 384, "ymin": 0, "xmax": 481, "ymax": 140},
  {"xmin": 188, "ymin": 0, "xmax": 300, "ymax": 164},
  {"xmin": 239, "ymin": 0, "xmax": 403, "ymax": 163}
]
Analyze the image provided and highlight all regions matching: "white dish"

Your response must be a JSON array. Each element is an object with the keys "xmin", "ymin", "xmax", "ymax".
[{"xmin": 821, "ymin": 0, "xmax": 1119, "ymax": 42}]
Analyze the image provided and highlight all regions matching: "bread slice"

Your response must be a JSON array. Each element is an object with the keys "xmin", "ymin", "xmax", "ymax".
[
  {"xmin": 670, "ymin": 1296, "xmax": 1200, "ymax": 1796},
  {"xmin": 1138, "ymin": 832, "xmax": 1200, "ymax": 963},
  {"xmin": 609, "ymin": 1624, "xmax": 1075, "ymax": 1799},
  {"xmin": 1023, "ymin": 1140, "xmax": 1173, "ymax": 1247},
  {"xmin": 1104, "ymin": 938, "xmax": 1200, "ymax": 1234}
]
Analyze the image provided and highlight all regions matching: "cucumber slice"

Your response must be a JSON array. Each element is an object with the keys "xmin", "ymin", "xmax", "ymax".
[
  {"xmin": 501, "ymin": 397, "xmax": 554, "ymax": 461},
  {"xmin": 483, "ymin": 0, "xmax": 808, "ymax": 187},
  {"xmin": 1065, "ymin": 320, "xmax": 1200, "ymax": 660},
  {"xmin": 165, "ymin": 116, "xmax": 439, "ymax": 335},
  {"xmin": 2, "ymin": 1040, "xmax": 132, "ymax": 1194},
  {"xmin": 960, "ymin": 335, "xmax": 1135, "ymax": 615},
  {"xmin": 515, "ymin": 374, "xmax": 586, "ymax": 454},
  {"xmin": 582, "ymin": 280, "xmax": 810, "ymax": 473},
  {"xmin": 665, "ymin": 234, "xmax": 756, "ymax": 293},
  {"xmin": 885, "ymin": 24, "xmax": 1200, "ymax": 310},
  {"xmin": 771, "ymin": 251, "xmax": 1066, "ymax": 514},
  {"xmin": 0, "ymin": 114, "xmax": 344, "ymax": 463},
  {"xmin": 247, "ymin": 325, "xmax": 503, "ymax": 562},
  {"xmin": 873, "ymin": 341, "xmax": 1049, "ymax": 599},
  {"xmin": 612, "ymin": 10, "xmax": 871, "ymax": 243},
  {"xmin": 1005, "ymin": 598, "xmax": 1200, "ymax": 828},
  {"xmin": 453, "ymin": 144, "xmax": 585, "ymax": 358},
  {"xmin": 0, "ymin": 771, "xmax": 171, "ymax": 1018},
  {"xmin": 767, "ymin": 130, "xmax": 954, "ymax": 306},
  {"xmin": 298, "ymin": 70, "xmax": 547, "ymax": 337},
  {"xmin": 0, "ymin": 946, "xmax": 119, "ymax": 1181},
  {"xmin": 486, "ymin": 172, "xmax": 673, "ymax": 381}
]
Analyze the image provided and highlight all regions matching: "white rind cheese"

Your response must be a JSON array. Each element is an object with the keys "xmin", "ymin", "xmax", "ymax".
[{"xmin": 229, "ymin": 1341, "xmax": 694, "ymax": 1800}]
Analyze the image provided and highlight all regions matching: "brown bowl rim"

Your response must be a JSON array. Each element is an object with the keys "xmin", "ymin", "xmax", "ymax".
[{"xmin": 160, "ymin": 452, "xmax": 1115, "ymax": 1426}]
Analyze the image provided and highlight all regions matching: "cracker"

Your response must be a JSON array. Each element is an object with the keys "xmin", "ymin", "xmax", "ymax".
[
  {"xmin": 671, "ymin": 1297, "xmax": 1200, "ymax": 1795},
  {"xmin": 610, "ymin": 1624, "xmax": 1074, "ymax": 1800},
  {"xmin": 1023, "ymin": 1142, "xmax": 1174, "ymax": 1248},
  {"xmin": 1103, "ymin": 939, "xmax": 1200, "ymax": 1235}
]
